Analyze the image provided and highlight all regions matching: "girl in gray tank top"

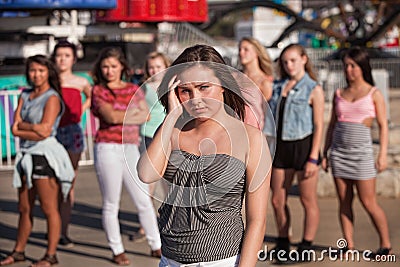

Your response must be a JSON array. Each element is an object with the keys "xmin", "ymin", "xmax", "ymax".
[{"xmin": 2, "ymin": 55, "xmax": 74, "ymax": 267}]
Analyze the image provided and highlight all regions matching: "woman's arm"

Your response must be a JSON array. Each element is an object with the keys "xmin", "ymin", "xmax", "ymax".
[
  {"xmin": 373, "ymin": 90, "xmax": 388, "ymax": 172},
  {"xmin": 239, "ymin": 128, "xmax": 271, "ymax": 267},
  {"xmin": 97, "ymin": 99, "xmax": 149, "ymax": 125},
  {"xmin": 13, "ymin": 95, "xmax": 61, "ymax": 140},
  {"xmin": 321, "ymin": 91, "xmax": 338, "ymax": 172},
  {"xmin": 260, "ymin": 78, "xmax": 273, "ymax": 101},
  {"xmin": 11, "ymin": 96, "xmax": 24, "ymax": 136},
  {"xmin": 137, "ymin": 77, "xmax": 182, "ymax": 183},
  {"xmin": 81, "ymin": 78, "xmax": 92, "ymax": 112},
  {"xmin": 304, "ymin": 85, "xmax": 324, "ymax": 178},
  {"xmin": 126, "ymin": 99, "xmax": 150, "ymax": 125}
]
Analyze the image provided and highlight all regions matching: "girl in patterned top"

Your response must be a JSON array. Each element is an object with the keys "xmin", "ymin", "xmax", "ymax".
[
  {"xmin": 91, "ymin": 47, "xmax": 161, "ymax": 265},
  {"xmin": 138, "ymin": 45, "xmax": 272, "ymax": 267},
  {"xmin": 322, "ymin": 46, "xmax": 392, "ymax": 257}
]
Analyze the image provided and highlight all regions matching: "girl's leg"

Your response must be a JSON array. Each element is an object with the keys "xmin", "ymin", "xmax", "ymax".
[
  {"xmin": 355, "ymin": 179, "xmax": 391, "ymax": 249},
  {"xmin": 34, "ymin": 177, "xmax": 61, "ymax": 256},
  {"xmin": 123, "ymin": 144, "xmax": 161, "ymax": 252},
  {"xmin": 334, "ymin": 177, "xmax": 355, "ymax": 249},
  {"xmin": 60, "ymin": 151, "xmax": 81, "ymax": 240},
  {"xmin": 270, "ymin": 168, "xmax": 295, "ymax": 238},
  {"xmin": 297, "ymin": 170, "xmax": 320, "ymax": 242},
  {"xmin": 0, "ymin": 178, "xmax": 36, "ymax": 265},
  {"xmin": 15, "ymin": 178, "xmax": 36, "ymax": 252},
  {"xmin": 94, "ymin": 144, "xmax": 125, "ymax": 256}
]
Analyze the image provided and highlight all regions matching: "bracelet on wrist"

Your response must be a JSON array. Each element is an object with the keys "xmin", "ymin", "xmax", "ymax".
[{"xmin": 308, "ymin": 157, "xmax": 319, "ymax": 165}]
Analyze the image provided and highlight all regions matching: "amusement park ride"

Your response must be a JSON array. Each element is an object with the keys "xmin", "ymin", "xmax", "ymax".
[
  {"xmin": 0, "ymin": 0, "xmax": 210, "ymax": 72},
  {"xmin": 0, "ymin": 0, "xmax": 399, "ymax": 63}
]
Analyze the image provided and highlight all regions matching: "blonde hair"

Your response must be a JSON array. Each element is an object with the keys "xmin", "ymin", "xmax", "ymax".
[
  {"xmin": 144, "ymin": 51, "xmax": 171, "ymax": 80},
  {"xmin": 240, "ymin": 37, "xmax": 273, "ymax": 77}
]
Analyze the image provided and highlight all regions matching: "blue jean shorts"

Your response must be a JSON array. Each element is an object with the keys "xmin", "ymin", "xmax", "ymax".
[{"xmin": 56, "ymin": 123, "xmax": 85, "ymax": 154}]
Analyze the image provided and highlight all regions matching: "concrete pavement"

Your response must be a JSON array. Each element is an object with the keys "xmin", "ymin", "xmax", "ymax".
[{"xmin": 0, "ymin": 165, "xmax": 399, "ymax": 267}]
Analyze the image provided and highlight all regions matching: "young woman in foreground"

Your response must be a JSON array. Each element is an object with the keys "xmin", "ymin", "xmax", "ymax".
[{"xmin": 138, "ymin": 44, "xmax": 272, "ymax": 267}]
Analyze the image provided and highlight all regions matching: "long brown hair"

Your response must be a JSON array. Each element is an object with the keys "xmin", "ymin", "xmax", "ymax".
[
  {"xmin": 277, "ymin": 43, "xmax": 317, "ymax": 81},
  {"xmin": 341, "ymin": 46, "xmax": 374, "ymax": 86},
  {"xmin": 25, "ymin": 55, "xmax": 62, "ymax": 97},
  {"xmin": 92, "ymin": 47, "xmax": 131, "ymax": 87},
  {"xmin": 158, "ymin": 44, "xmax": 246, "ymax": 121}
]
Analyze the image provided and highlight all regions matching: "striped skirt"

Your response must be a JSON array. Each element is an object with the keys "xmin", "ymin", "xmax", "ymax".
[{"xmin": 330, "ymin": 122, "xmax": 376, "ymax": 180}]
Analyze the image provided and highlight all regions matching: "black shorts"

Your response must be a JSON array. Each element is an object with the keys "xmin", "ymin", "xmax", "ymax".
[
  {"xmin": 31, "ymin": 155, "xmax": 57, "ymax": 179},
  {"xmin": 272, "ymin": 134, "xmax": 313, "ymax": 171}
]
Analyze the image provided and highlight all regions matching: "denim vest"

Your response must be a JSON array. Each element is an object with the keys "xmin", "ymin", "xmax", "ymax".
[{"xmin": 268, "ymin": 73, "xmax": 317, "ymax": 141}]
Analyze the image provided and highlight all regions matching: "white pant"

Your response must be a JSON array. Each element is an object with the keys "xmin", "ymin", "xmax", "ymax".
[
  {"xmin": 159, "ymin": 255, "xmax": 240, "ymax": 267},
  {"xmin": 94, "ymin": 143, "xmax": 161, "ymax": 255}
]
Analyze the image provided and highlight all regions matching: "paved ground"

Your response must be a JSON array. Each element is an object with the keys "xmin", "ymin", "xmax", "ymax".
[{"xmin": 0, "ymin": 165, "xmax": 399, "ymax": 267}]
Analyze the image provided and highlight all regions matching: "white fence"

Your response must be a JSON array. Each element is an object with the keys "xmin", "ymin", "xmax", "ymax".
[{"xmin": 0, "ymin": 89, "xmax": 97, "ymax": 170}]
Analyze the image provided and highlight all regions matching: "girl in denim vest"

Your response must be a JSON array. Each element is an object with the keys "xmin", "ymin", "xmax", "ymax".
[{"xmin": 268, "ymin": 44, "xmax": 324, "ymax": 263}]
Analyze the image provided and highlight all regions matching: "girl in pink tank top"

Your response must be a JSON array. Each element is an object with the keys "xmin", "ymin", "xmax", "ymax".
[
  {"xmin": 322, "ymin": 47, "xmax": 391, "ymax": 257},
  {"xmin": 335, "ymin": 87, "xmax": 376, "ymax": 124}
]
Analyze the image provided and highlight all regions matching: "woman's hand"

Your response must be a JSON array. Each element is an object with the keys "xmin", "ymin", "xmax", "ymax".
[
  {"xmin": 32, "ymin": 123, "xmax": 51, "ymax": 137},
  {"xmin": 376, "ymin": 153, "xmax": 387, "ymax": 173},
  {"xmin": 304, "ymin": 161, "xmax": 319, "ymax": 178},
  {"xmin": 321, "ymin": 157, "xmax": 329, "ymax": 172},
  {"xmin": 167, "ymin": 75, "xmax": 182, "ymax": 118}
]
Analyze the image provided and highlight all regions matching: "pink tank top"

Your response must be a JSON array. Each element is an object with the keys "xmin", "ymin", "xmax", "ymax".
[{"xmin": 335, "ymin": 87, "xmax": 376, "ymax": 123}]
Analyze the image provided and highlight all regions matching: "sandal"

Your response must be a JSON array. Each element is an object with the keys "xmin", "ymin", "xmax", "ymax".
[
  {"xmin": 112, "ymin": 253, "xmax": 130, "ymax": 266},
  {"xmin": 30, "ymin": 254, "xmax": 58, "ymax": 267},
  {"xmin": 0, "ymin": 250, "xmax": 26, "ymax": 266}
]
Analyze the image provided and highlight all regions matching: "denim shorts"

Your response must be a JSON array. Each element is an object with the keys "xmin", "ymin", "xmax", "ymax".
[{"xmin": 56, "ymin": 123, "xmax": 85, "ymax": 154}]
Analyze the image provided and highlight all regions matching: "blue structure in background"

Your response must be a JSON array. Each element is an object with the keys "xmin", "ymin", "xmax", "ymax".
[{"xmin": 0, "ymin": 0, "xmax": 116, "ymax": 10}]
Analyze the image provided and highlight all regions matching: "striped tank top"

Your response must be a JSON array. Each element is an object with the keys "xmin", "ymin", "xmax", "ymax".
[{"xmin": 159, "ymin": 150, "xmax": 246, "ymax": 263}]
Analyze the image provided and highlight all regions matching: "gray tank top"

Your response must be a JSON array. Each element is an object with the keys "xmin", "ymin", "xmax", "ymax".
[
  {"xmin": 159, "ymin": 149, "xmax": 246, "ymax": 263},
  {"xmin": 19, "ymin": 88, "xmax": 63, "ymax": 149}
]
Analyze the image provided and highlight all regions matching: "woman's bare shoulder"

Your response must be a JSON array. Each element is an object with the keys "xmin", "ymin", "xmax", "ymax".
[
  {"xmin": 64, "ymin": 74, "xmax": 91, "ymax": 91},
  {"xmin": 244, "ymin": 123, "xmax": 264, "ymax": 143}
]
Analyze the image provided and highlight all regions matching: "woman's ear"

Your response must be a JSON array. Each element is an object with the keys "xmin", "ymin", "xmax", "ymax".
[{"xmin": 302, "ymin": 55, "xmax": 308, "ymax": 65}]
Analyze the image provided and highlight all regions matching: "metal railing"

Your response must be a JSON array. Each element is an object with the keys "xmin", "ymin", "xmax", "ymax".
[
  {"xmin": 0, "ymin": 90, "xmax": 97, "ymax": 170},
  {"xmin": 157, "ymin": 22, "xmax": 229, "ymax": 61}
]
